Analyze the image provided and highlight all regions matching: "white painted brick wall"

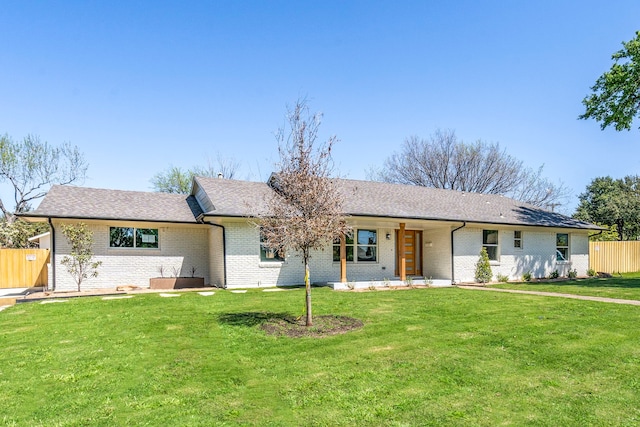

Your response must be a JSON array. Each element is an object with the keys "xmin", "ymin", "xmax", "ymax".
[
  {"xmin": 423, "ymin": 228, "xmax": 452, "ymax": 280},
  {"xmin": 52, "ymin": 221, "xmax": 210, "ymax": 291},
  {"xmin": 222, "ymin": 222, "xmax": 398, "ymax": 288},
  {"xmin": 453, "ymin": 226, "xmax": 591, "ymax": 283},
  {"xmin": 208, "ymin": 225, "xmax": 225, "ymax": 287}
]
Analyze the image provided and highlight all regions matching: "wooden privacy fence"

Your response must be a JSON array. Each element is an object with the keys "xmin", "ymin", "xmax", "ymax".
[
  {"xmin": 0, "ymin": 249, "xmax": 50, "ymax": 288},
  {"xmin": 589, "ymin": 241, "xmax": 640, "ymax": 274}
]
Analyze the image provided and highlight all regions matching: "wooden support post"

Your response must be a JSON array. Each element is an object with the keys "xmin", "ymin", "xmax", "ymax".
[
  {"xmin": 340, "ymin": 234, "xmax": 347, "ymax": 283},
  {"xmin": 399, "ymin": 223, "xmax": 406, "ymax": 282}
]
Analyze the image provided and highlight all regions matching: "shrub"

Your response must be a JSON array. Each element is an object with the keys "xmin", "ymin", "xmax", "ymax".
[
  {"xmin": 522, "ymin": 271, "xmax": 532, "ymax": 282},
  {"xmin": 568, "ymin": 269, "xmax": 578, "ymax": 279},
  {"xmin": 496, "ymin": 274, "xmax": 509, "ymax": 283},
  {"xmin": 587, "ymin": 268, "xmax": 596, "ymax": 277},
  {"xmin": 475, "ymin": 247, "xmax": 493, "ymax": 283},
  {"xmin": 549, "ymin": 270, "xmax": 560, "ymax": 279}
]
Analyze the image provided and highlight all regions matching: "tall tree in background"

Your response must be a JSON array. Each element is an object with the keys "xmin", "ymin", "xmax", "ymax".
[
  {"xmin": 574, "ymin": 175, "xmax": 640, "ymax": 241},
  {"xmin": 151, "ymin": 153, "xmax": 241, "ymax": 194},
  {"xmin": 0, "ymin": 134, "xmax": 87, "ymax": 248},
  {"xmin": 259, "ymin": 100, "xmax": 350, "ymax": 327},
  {"xmin": 0, "ymin": 134, "xmax": 88, "ymax": 222},
  {"xmin": 579, "ymin": 31, "xmax": 640, "ymax": 131},
  {"xmin": 369, "ymin": 129, "xmax": 569, "ymax": 209}
]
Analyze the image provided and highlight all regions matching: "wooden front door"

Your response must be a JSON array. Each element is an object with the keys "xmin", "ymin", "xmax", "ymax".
[{"xmin": 396, "ymin": 230, "xmax": 422, "ymax": 276}]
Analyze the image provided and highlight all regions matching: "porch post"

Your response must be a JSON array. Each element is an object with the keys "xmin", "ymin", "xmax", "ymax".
[
  {"xmin": 399, "ymin": 223, "xmax": 406, "ymax": 281},
  {"xmin": 340, "ymin": 234, "xmax": 347, "ymax": 283}
]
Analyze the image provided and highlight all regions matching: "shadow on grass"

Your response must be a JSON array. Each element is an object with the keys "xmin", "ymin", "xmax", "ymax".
[{"xmin": 218, "ymin": 312, "xmax": 295, "ymax": 327}]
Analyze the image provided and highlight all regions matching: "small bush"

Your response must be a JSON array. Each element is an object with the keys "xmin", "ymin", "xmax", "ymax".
[
  {"xmin": 549, "ymin": 270, "xmax": 560, "ymax": 279},
  {"xmin": 587, "ymin": 268, "xmax": 596, "ymax": 277},
  {"xmin": 568, "ymin": 269, "xmax": 578, "ymax": 279},
  {"xmin": 496, "ymin": 274, "xmax": 509, "ymax": 283},
  {"xmin": 475, "ymin": 247, "xmax": 493, "ymax": 283},
  {"xmin": 522, "ymin": 271, "xmax": 532, "ymax": 282}
]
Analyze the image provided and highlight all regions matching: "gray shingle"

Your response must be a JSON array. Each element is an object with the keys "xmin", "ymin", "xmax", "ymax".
[
  {"xmin": 25, "ymin": 185, "xmax": 202, "ymax": 223},
  {"xmin": 196, "ymin": 176, "xmax": 599, "ymax": 230},
  {"xmin": 24, "ymin": 178, "xmax": 600, "ymax": 231}
]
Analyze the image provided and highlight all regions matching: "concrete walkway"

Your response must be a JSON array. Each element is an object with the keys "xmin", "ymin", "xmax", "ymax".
[{"xmin": 457, "ymin": 285, "xmax": 640, "ymax": 306}]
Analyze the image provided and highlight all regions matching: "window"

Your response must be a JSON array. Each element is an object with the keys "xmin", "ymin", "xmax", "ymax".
[
  {"xmin": 483, "ymin": 229, "xmax": 499, "ymax": 261},
  {"xmin": 110, "ymin": 227, "xmax": 159, "ymax": 249},
  {"xmin": 514, "ymin": 230, "xmax": 522, "ymax": 249},
  {"xmin": 260, "ymin": 230, "xmax": 284, "ymax": 262},
  {"xmin": 556, "ymin": 233, "xmax": 569, "ymax": 261},
  {"xmin": 333, "ymin": 229, "xmax": 377, "ymax": 262}
]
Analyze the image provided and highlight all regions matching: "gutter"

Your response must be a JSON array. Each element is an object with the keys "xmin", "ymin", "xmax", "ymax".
[
  {"xmin": 198, "ymin": 215, "xmax": 227, "ymax": 289},
  {"xmin": 48, "ymin": 218, "xmax": 56, "ymax": 291},
  {"xmin": 450, "ymin": 222, "xmax": 466, "ymax": 285}
]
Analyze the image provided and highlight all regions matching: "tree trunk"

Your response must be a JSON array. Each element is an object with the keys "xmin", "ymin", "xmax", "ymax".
[{"xmin": 304, "ymin": 259, "xmax": 312, "ymax": 326}]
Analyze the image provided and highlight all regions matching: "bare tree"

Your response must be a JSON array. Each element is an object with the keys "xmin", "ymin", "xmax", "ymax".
[
  {"xmin": 369, "ymin": 129, "xmax": 569, "ymax": 209},
  {"xmin": 0, "ymin": 134, "xmax": 88, "ymax": 223},
  {"xmin": 151, "ymin": 153, "xmax": 241, "ymax": 194},
  {"xmin": 259, "ymin": 100, "xmax": 350, "ymax": 326}
]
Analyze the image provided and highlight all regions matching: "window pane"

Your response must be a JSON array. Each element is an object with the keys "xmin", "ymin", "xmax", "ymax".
[
  {"xmin": 556, "ymin": 248, "xmax": 568, "ymax": 261},
  {"xmin": 556, "ymin": 233, "xmax": 569, "ymax": 247},
  {"xmin": 514, "ymin": 230, "xmax": 521, "ymax": 239},
  {"xmin": 483, "ymin": 230, "xmax": 498, "ymax": 245},
  {"xmin": 357, "ymin": 246, "xmax": 376, "ymax": 262},
  {"xmin": 484, "ymin": 245, "xmax": 498, "ymax": 261},
  {"xmin": 110, "ymin": 227, "xmax": 134, "ymax": 247},
  {"xmin": 261, "ymin": 245, "xmax": 284, "ymax": 262},
  {"xmin": 136, "ymin": 228, "xmax": 159, "ymax": 248},
  {"xmin": 357, "ymin": 229, "xmax": 376, "ymax": 245},
  {"xmin": 333, "ymin": 245, "xmax": 340, "ymax": 262},
  {"xmin": 514, "ymin": 239, "xmax": 522, "ymax": 249}
]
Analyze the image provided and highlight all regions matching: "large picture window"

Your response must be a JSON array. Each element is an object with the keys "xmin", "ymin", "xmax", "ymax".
[
  {"xmin": 483, "ymin": 230, "xmax": 499, "ymax": 261},
  {"xmin": 110, "ymin": 227, "xmax": 159, "ymax": 249},
  {"xmin": 556, "ymin": 233, "xmax": 569, "ymax": 261},
  {"xmin": 333, "ymin": 229, "xmax": 377, "ymax": 262}
]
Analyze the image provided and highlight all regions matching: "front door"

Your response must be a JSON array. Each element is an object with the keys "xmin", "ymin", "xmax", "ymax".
[{"xmin": 396, "ymin": 230, "xmax": 422, "ymax": 276}]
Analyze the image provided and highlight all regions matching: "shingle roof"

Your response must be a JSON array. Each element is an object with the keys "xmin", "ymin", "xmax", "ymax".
[
  {"xmin": 335, "ymin": 179, "xmax": 599, "ymax": 230},
  {"xmin": 194, "ymin": 177, "xmax": 272, "ymax": 216},
  {"xmin": 196, "ymin": 176, "xmax": 600, "ymax": 230},
  {"xmin": 23, "ymin": 177, "xmax": 600, "ymax": 231},
  {"xmin": 24, "ymin": 185, "xmax": 203, "ymax": 223}
]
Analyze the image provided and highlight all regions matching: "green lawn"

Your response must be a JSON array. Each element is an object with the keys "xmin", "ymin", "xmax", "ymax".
[
  {"xmin": 2, "ymin": 285, "xmax": 640, "ymax": 426},
  {"xmin": 490, "ymin": 273, "xmax": 640, "ymax": 301}
]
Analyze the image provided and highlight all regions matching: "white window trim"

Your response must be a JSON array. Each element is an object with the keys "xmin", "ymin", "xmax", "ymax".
[
  {"xmin": 482, "ymin": 229, "xmax": 500, "ymax": 262},
  {"xmin": 556, "ymin": 233, "xmax": 570, "ymax": 263},
  {"xmin": 514, "ymin": 230, "xmax": 523, "ymax": 250},
  {"xmin": 333, "ymin": 228, "xmax": 379, "ymax": 263}
]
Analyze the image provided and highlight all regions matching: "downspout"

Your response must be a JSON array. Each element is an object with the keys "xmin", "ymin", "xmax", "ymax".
[
  {"xmin": 200, "ymin": 219, "xmax": 228, "ymax": 289},
  {"xmin": 450, "ymin": 222, "xmax": 466, "ymax": 285},
  {"xmin": 48, "ymin": 217, "xmax": 56, "ymax": 291}
]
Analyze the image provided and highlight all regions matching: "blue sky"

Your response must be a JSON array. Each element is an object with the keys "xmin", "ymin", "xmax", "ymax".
[{"xmin": 1, "ymin": 1, "xmax": 639, "ymax": 214}]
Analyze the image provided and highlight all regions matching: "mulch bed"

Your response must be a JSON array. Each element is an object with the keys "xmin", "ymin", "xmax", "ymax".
[{"xmin": 261, "ymin": 314, "xmax": 364, "ymax": 338}]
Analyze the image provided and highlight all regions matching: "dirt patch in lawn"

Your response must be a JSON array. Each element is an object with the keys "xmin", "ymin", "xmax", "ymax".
[{"xmin": 261, "ymin": 314, "xmax": 364, "ymax": 338}]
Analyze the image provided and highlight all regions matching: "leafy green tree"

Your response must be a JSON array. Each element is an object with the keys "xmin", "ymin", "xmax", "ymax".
[
  {"xmin": 0, "ymin": 218, "xmax": 49, "ymax": 248},
  {"xmin": 574, "ymin": 175, "xmax": 640, "ymax": 240},
  {"xmin": 579, "ymin": 31, "xmax": 640, "ymax": 131},
  {"xmin": 151, "ymin": 154, "xmax": 241, "ymax": 194},
  {"xmin": 60, "ymin": 223, "xmax": 102, "ymax": 291},
  {"xmin": 474, "ymin": 247, "xmax": 492, "ymax": 284}
]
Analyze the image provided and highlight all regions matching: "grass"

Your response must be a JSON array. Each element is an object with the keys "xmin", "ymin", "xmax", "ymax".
[
  {"xmin": 490, "ymin": 272, "xmax": 640, "ymax": 300},
  {"xmin": 1, "ymin": 284, "xmax": 640, "ymax": 426}
]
